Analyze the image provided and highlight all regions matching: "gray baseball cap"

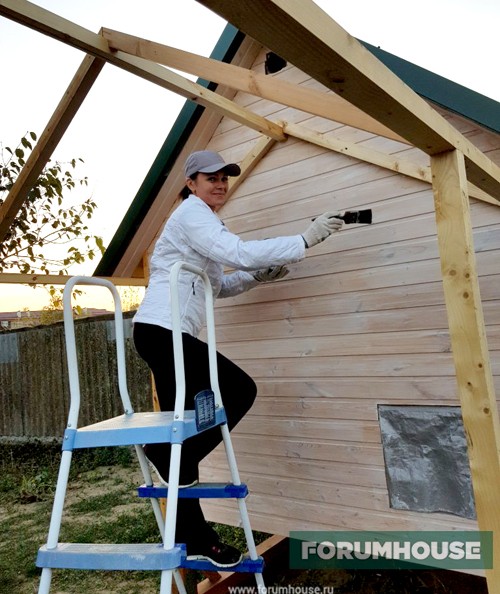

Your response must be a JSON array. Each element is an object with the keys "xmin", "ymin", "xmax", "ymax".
[{"xmin": 184, "ymin": 150, "xmax": 241, "ymax": 178}]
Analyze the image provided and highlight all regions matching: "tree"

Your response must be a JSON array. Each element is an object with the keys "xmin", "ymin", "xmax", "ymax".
[{"xmin": 0, "ymin": 131, "xmax": 105, "ymax": 275}]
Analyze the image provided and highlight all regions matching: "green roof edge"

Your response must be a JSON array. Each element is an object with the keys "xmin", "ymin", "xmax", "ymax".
[
  {"xmin": 95, "ymin": 31, "xmax": 500, "ymax": 277},
  {"xmin": 362, "ymin": 41, "xmax": 500, "ymax": 134}
]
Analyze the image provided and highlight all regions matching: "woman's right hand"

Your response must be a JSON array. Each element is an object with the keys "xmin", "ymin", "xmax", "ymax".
[{"xmin": 301, "ymin": 212, "xmax": 343, "ymax": 248}]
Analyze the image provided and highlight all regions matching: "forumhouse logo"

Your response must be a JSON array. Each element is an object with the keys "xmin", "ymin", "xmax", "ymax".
[{"xmin": 289, "ymin": 531, "xmax": 492, "ymax": 570}]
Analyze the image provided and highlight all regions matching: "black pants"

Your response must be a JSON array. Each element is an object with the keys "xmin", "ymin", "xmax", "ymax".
[{"xmin": 133, "ymin": 322, "xmax": 257, "ymax": 546}]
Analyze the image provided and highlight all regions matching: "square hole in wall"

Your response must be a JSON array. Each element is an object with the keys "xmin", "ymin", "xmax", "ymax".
[{"xmin": 378, "ymin": 405, "xmax": 475, "ymax": 520}]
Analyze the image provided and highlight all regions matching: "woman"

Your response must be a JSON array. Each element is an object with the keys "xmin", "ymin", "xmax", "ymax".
[{"xmin": 133, "ymin": 150, "xmax": 343, "ymax": 567}]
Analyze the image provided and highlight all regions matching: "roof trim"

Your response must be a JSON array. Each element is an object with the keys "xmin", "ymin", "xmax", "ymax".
[
  {"xmin": 95, "ymin": 29, "xmax": 500, "ymax": 277},
  {"xmin": 363, "ymin": 41, "xmax": 500, "ymax": 134}
]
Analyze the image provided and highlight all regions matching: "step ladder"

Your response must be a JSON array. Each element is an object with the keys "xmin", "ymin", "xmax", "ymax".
[{"xmin": 36, "ymin": 261, "xmax": 266, "ymax": 594}]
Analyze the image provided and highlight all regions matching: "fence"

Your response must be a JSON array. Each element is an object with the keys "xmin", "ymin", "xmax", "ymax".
[{"xmin": 0, "ymin": 313, "xmax": 153, "ymax": 440}]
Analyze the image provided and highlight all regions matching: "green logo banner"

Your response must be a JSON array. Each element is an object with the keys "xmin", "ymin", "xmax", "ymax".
[{"xmin": 289, "ymin": 531, "xmax": 492, "ymax": 570}]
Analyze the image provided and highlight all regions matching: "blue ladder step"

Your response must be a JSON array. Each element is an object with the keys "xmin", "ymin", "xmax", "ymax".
[
  {"xmin": 138, "ymin": 482, "xmax": 249, "ymax": 499},
  {"xmin": 62, "ymin": 408, "xmax": 227, "ymax": 450},
  {"xmin": 36, "ymin": 543, "xmax": 183, "ymax": 570},
  {"xmin": 181, "ymin": 555, "xmax": 264, "ymax": 573}
]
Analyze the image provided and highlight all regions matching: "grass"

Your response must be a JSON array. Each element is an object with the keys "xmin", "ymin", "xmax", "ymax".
[
  {"xmin": 0, "ymin": 441, "xmax": 268, "ymax": 594},
  {"xmin": 0, "ymin": 441, "xmax": 490, "ymax": 594},
  {"xmin": 0, "ymin": 442, "xmax": 161, "ymax": 593}
]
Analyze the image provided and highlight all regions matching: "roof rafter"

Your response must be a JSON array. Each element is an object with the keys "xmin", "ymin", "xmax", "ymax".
[
  {"xmin": 101, "ymin": 27, "xmax": 408, "ymax": 145},
  {"xmin": 0, "ymin": 53, "xmax": 105, "ymax": 243},
  {"xmin": 0, "ymin": 0, "xmax": 286, "ymax": 141},
  {"xmin": 227, "ymin": 134, "xmax": 277, "ymax": 199},
  {"xmin": 195, "ymin": 0, "xmax": 500, "ymax": 200}
]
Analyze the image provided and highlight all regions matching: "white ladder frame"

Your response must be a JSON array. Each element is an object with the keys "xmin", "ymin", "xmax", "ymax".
[{"xmin": 37, "ymin": 265, "xmax": 266, "ymax": 594}]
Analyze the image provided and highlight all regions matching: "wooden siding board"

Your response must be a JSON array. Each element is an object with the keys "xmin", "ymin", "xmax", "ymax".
[
  {"xmin": 205, "ymin": 452, "xmax": 388, "ymax": 490},
  {"xmin": 250, "ymin": 397, "xmax": 459, "ymax": 421},
  {"xmin": 215, "ymin": 306, "xmax": 451, "ymax": 340},
  {"xmin": 211, "ymin": 435, "xmax": 385, "ymax": 466},
  {"xmin": 250, "ymin": 376, "xmax": 500, "ymax": 399},
  {"xmin": 219, "ymin": 329, "xmax": 454, "ymax": 358},
  {"xmin": 235, "ymin": 354, "xmax": 457, "ymax": 378},
  {"xmin": 204, "ymin": 495, "xmax": 478, "ymax": 534},
  {"xmin": 235, "ymin": 416, "xmax": 382, "ymax": 444},
  {"xmin": 245, "ymin": 476, "xmax": 390, "ymax": 512},
  {"xmin": 253, "ymin": 377, "xmax": 462, "ymax": 401}
]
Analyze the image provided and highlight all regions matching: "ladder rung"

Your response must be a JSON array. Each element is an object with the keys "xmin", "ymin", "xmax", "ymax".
[
  {"xmin": 181, "ymin": 555, "xmax": 264, "ymax": 573},
  {"xmin": 36, "ymin": 543, "xmax": 183, "ymax": 570},
  {"xmin": 63, "ymin": 408, "xmax": 227, "ymax": 450},
  {"xmin": 137, "ymin": 482, "xmax": 249, "ymax": 499}
]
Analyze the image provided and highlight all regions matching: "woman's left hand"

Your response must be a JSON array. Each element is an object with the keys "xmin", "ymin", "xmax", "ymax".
[{"xmin": 253, "ymin": 265, "xmax": 289, "ymax": 282}]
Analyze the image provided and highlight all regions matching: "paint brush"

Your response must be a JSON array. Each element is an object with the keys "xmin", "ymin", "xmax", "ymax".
[
  {"xmin": 339, "ymin": 209, "xmax": 372, "ymax": 224},
  {"xmin": 312, "ymin": 209, "xmax": 372, "ymax": 224}
]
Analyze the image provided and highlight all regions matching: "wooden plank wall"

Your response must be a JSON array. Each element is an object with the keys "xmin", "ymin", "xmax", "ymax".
[{"xmin": 196, "ymin": 49, "xmax": 500, "ymax": 538}]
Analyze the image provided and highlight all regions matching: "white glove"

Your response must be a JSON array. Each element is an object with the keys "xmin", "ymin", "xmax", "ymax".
[
  {"xmin": 302, "ymin": 212, "xmax": 343, "ymax": 248},
  {"xmin": 253, "ymin": 265, "xmax": 289, "ymax": 282}
]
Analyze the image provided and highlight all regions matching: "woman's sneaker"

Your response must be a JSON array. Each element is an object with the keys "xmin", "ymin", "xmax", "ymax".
[
  {"xmin": 143, "ymin": 444, "xmax": 198, "ymax": 488},
  {"xmin": 186, "ymin": 540, "xmax": 243, "ymax": 568}
]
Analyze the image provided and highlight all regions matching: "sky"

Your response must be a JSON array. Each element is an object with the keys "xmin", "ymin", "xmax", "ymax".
[{"xmin": 1, "ymin": 0, "xmax": 499, "ymax": 311}]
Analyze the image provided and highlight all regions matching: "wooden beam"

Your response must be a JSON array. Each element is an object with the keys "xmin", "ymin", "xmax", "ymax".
[
  {"xmin": 0, "ymin": 53, "xmax": 105, "ymax": 243},
  {"xmin": 0, "ymin": 273, "xmax": 146, "ymax": 286},
  {"xmin": 227, "ymin": 134, "xmax": 277, "ymax": 199},
  {"xmin": 101, "ymin": 27, "xmax": 408, "ymax": 145},
  {"xmin": 195, "ymin": 0, "xmax": 500, "ymax": 200},
  {"xmin": 284, "ymin": 121, "xmax": 499, "ymax": 205},
  {"xmin": 285, "ymin": 121, "xmax": 430, "ymax": 183},
  {"xmin": 432, "ymin": 149, "xmax": 500, "ymax": 594},
  {"xmin": 0, "ymin": 0, "xmax": 285, "ymax": 142}
]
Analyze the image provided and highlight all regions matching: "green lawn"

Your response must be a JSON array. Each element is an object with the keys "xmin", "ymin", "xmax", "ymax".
[{"xmin": 0, "ymin": 441, "xmax": 488, "ymax": 594}]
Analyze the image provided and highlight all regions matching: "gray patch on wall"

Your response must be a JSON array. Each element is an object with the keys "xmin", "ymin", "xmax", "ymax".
[{"xmin": 378, "ymin": 405, "xmax": 476, "ymax": 520}]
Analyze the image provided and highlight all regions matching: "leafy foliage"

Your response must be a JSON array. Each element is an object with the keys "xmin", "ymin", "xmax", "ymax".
[{"xmin": 0, "ymin": 131, "xmax": 105, "ymax": 275}]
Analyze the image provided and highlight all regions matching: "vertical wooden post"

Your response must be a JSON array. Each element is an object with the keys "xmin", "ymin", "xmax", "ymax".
[{"xmin": 431, "ymin": 149, "xmax": 500, "ymax": 593}]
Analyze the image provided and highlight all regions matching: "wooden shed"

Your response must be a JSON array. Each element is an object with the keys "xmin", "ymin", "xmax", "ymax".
[{"xmin": 1, "ymin": 0, "xmax": 500, "ymax": 590}]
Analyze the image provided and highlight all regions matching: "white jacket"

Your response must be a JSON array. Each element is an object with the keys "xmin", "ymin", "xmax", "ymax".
[{"xmin": 134, "ymin": 195, "xmax": 305, "ymax": 337}]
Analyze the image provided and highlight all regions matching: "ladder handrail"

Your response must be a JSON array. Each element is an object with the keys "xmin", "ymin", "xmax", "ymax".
[
  {"xmin": 169, "ymin": 261, "xmax": 222, "ymax": 421},
  {"xmin": 62, "ymin": 276, "xmax": 133, "ymax": 430}
]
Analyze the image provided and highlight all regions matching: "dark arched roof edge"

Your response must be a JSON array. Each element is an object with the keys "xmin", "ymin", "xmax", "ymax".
[
  {"xmin": 94, "ymin": 24, "xmax": 244, "ymax": 276},
  {"xmin": 95, "ymin": 31, "xmax": 500, "ymax": 277}
]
